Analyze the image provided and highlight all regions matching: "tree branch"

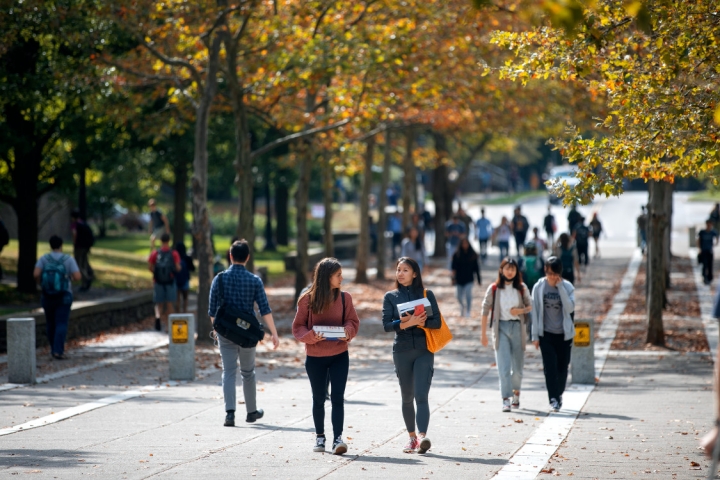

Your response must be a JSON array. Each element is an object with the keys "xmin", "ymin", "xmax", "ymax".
[
  {"xmin": 250, "ymin": 119, "xmax": 350, "ymax": 159},
  {"xmin": 345, "ymin": 0, "xmax": 379, "ymax": 30},
  {"xmin": 313, "ymin": 1, "xmax": 337, "ymax": 38},
  {"xmin": 140, "ymin": 38, "xmax": 203, "ymax": 91}
]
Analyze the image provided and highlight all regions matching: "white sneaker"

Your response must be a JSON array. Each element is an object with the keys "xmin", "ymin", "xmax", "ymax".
[
  {"xmin": 418, "ymin": 436, "xmax": 432, "ymax": 454},
  {"xmin": 332, "ymin": 436, "xmax": 347, "ymax": 455},
  {"xmin": 502, "ymin": 398, "xmax": 512, "ymax": 412},
  {"xmin": 313, "ymin": 436, "xmax": 326, "ymax": 452},
  {"xmin": 550, "ymin": 398, "xmax": 560, "ymax": 412},
  {"xmin": 512, "ymin": 390, "xmax": 520, "ymax": 409}
]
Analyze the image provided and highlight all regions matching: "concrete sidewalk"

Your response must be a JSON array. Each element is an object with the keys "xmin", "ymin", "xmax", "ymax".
[{"xmin": 0, "ymin": 246, "xmax": 716, "ymax": 479}]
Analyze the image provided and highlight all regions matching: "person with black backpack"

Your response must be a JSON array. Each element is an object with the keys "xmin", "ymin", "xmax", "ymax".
[
  {"xmin": 33, "ymin": 235, "xmax": 81, "ymax": 359},
  {"xmin": 556, "ymin": 233, "xmax": 581, "ymax": 285},
  {"xmin": 71, "ymin": 210, "xmax": 95, "ymax": 292},
  {"xmin": 148, "ymin": 233, "xmax": 181, "ymax": 331},
  {"xmin": 572, "ymin": 217, "xmax": 591, "ymax": 268}
]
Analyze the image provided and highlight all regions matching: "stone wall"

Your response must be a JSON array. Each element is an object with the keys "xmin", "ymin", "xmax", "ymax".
[{"xmin": 0, "ymin": 291, "xmax": 154, "ymax": 352}]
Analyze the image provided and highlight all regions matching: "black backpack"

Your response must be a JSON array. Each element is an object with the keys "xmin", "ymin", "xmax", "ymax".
[
  {"xmin": 575, "ymin": 225, "xmax": 590, "ymax": 245},
  {"xmin": 154, "ymin": 250, "xmax": 176, "ymax": 285},
  {"xmin": 560, "ymin": 246, "xmax": 575, "ymax": 273},
  {"xmin": 75, "ymin": 222, "xmax": 95, "ymax": 248},
  {"xmin": 0, "ymin": 220, "xmax": 8, "ymax": 247}
]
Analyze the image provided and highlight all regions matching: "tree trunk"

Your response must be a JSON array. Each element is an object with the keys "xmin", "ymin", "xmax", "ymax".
[
  {"xmin": 663, "ymin": 182, "xmax": 673, "ymax": 291},
  {"xmin": 431, "ymin": 132, "xmax": 449, "ymax": 258},
  {"xmin": 264, "ymin": 171, "xmax": 275, "ymax": 251},
  {"xmin": 191, "ymin": 35, "xmax": 222, "ymax": 343},
  {"xmin": 295, "ymin": 148, "xmax": 312, "ymax": 299},
  {"xmin": 402, "ymin": 128, "xmax": 414, "ymax": 230},
  {"xmin": 173, "ymin": 160, "xmax": 188, "ymax": 244},
  {"xmin": 227, "ymin": 39, "xmax": 255, "ymax": 272},
  {"xmin": 376, "ymin": 131, "xmax": 392, "ymax": 280},
  {"xmin": 356, "ymin": 135, "xmax": 375, "ymax": 284},
  {"xmin": 12, "ymin": 147, "xmax": 42, "ymax": 293},
  {"xmin": 646, "ymin": 180, "xmax": 667, "ymax": 346},
  {"xmin": 275, "ymin": 177, "xmax": 289, "ymax": 246},
  {"xmin": 322, "ymin": 155, "xmax": 334, "ymax": 258},
  {"xmin": 78, "ymin": 168, "xmax": 87, "ymax": 221}
]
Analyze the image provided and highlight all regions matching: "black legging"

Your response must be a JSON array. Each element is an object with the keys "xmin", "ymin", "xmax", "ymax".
[
  {"xmin": 305, "ymin": 351, "xmax": 349, "ymax": 439},
  {"xmin": 576, "ymin": 242, "xmax": 589, "ymax": 265},
  {"xmin": 393, "ymin": 347, "xmax": 434, "ymax": 434}
]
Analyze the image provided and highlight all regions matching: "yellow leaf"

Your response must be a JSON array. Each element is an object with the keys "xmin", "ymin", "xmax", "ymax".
[{"xmin": 715, "ymin": 105, "xmax": 720, "ymax": 125}]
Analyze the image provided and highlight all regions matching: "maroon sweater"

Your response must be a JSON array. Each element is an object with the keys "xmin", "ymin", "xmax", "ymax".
[{"xmin": 293, "ymin": 291, "xmax": 360, "ymax": 357}]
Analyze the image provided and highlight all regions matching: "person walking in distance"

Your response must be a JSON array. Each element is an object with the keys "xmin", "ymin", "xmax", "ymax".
[
  {"xmin": 148, "ymin": 233, "xmax": 181, "ymax": 331},
  {"xmin": 530, "ymin": 227, "xmax": 547, "ymax": 255},
  {"xmin": 556, "ymin": 233, "xmax": 581, "ymax": 285},
  {"xmin": 445, "ymin": 214, "xmax": 466, "ymax": 269},
  {"xmin": 480, "ymin": 258, "xmax": 532, "ymax": 412},
  {"xmin": 572, "ymin": 217, "xmax": 591, "ymax": 268},
  {"xmin": 698, "ymin": 219, "xmax": 719, "ymax": 285},
  {"xmin": 475, "ymin": 208, "xmax": 493, "ymax": 262},
  {"xmin": 174, "ymin": 241, "xmax": 194, "ymax": 313},
  {"xmin": 0, "ymin": 216, "xmax": 10, "ymax": 280},
  {"xmin": 209, "ymin": 240, "xmax": 280, "ymax": 427},
  {"xmin": 494, "ymin": 217, "xmax": 512, "ymax": 262},
  {"xmin": 293, "ymin": 258, "xmax": 359, "ymax": 455},
  {"xmin": 567, "ymin": 205, "xmax": 582, "ymax": 234},
  {"xmin": 511, "ymin": 206, "xmax": 529, "ymax": 256},
  {"xmin": 544, "ymin": 207, "xmax": 557, "ymax": 249},
  {"xmin": 34, "ymin": 235, "xmax": 82, "ymax": 359},
  {"xmin": 382, "ymin": 257, "xmax": 442, "ymax": 454},
  {"xmin": 452, "ymin": 238, "xmax": 481, "ymax": 317},
  {"xmin": 401, "ymin": 226, "xmax": 427, "ymax": 272},
  {"xmin": 636, "ymin": 206, "xmax": 648, "ymax": 254},
  {"xmin": 70, "ymin": 210, "xmax": 95, "ymax": 292},
  {"xmin": 589, "ymin": 212, "xmax": 603, "ymax": 258},
  {"xmin": 148, "ymin": 199, "xmax": 170, "ymax": 250},
  {"xmin": 531, "ymin": 256, "xmax": 576, "ymax": 412}
]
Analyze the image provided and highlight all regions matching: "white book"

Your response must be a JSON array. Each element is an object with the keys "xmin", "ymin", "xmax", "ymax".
[
  {"xmin": 312, "ymin": 325, "xmax": 346, "ymax": 338},
  {"xmin": 396, "ymin": 298, "xmax": 433, "ymax": 319}
]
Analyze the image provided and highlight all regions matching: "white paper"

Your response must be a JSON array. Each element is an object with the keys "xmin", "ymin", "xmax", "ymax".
[{"xmin": 396, "ymin": 298, "xmax": 433, "ymax": 319}]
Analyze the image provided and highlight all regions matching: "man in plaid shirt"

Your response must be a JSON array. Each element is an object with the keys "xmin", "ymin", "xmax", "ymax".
[{"xmin": 209, "ymin": 239, "xmax": 280, "ymax": 427}]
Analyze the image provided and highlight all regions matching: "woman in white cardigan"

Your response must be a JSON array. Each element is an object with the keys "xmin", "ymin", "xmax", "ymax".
[{"xmin": 530, "ymin": 256, "xmax": 576, "ymax": 412}]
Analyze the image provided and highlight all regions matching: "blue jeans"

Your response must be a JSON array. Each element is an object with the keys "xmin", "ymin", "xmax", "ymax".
[
  {"xmin": 456, "ymin": 282, "xmax": 474, "ymax": 316},
  {"xmin": 42, "ymin": 292, "xmax": 73, "ymax": 356},
  {"xmin": 498, "ymin": 240, "xmax": 510, "ymax": 261},
  {"xmin": 494, "ymin": 320, "xmax": 524, "ymax": 399}
]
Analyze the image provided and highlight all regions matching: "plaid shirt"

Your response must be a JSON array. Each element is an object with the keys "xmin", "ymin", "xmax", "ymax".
[{"xmin": 208, "ymin": 264, "xmax": 271, "ymax": 318}]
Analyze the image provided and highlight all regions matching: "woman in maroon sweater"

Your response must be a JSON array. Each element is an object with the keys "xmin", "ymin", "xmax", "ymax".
[{"xmin": 293, "ymin": 258, "xmax": 360, "ymax": 455}]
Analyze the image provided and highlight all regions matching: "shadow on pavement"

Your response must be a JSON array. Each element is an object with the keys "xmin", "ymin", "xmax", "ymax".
[
  {"xmin": 0, "ymin": 449, "xmax": 98, "ymax": 468},
  {"xmin": 423, "ymin": 453, "xmax": 508, "ymax": 465}
]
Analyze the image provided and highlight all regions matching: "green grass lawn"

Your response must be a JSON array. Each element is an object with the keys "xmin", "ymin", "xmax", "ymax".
[
  {"xmin": 0, "ymin": 234, "xmax": 291, "ymax": 291},
  {"xmin": 482, "ymin": 190, "xmax": 547, "ymax": 205},
  {"xmin": 688, "ymin": 190, "xmax": 720, "ymax": 202}
]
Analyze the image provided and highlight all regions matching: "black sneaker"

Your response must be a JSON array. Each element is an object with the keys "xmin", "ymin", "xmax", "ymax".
[
  {"xmin": 558, "ymin": 395, "xmax": 563, "ymax": 409},
  {"xmin": 246, "ymin": 409, "xmax": 264, "ymax": 423},
  {"xmin": 154, "ymin": 318, "xmax": 161, "ymax": 331},
  {"xmin": 332, "ymin": 436, "xmax": 347, "ymax": 455},
  {"xmin": 224, "ymin": 411, "xmax": 235, "ymax": 427},
  {"xmin": 313, "ymin": 436, "xmax": 326, "ymax": 452}
]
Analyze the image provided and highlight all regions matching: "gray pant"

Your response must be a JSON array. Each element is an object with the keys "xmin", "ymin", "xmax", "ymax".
[
  {"xmin": 456, "ymin": 283, "xmax": 473, "ymax": 317},
  {"xmin": 494, "ymin": 320, "xmax": 524, "ymax": 399},
  {"xmin": 218, "ymin": 333, "xmax": 257, "ymax": 413},
  {"xmin": 393, "ymin": 347, "xmax": 434, "ymax": 434}
]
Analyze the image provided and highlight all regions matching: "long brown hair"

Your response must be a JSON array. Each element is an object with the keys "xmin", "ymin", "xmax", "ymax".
[
  {"xmin": 495, "ymin": 257, "xmax": 523, "ymax": 290},
  {"xmin": 299, "ymin": 257, "xmax": 342, "ymax": 314}
]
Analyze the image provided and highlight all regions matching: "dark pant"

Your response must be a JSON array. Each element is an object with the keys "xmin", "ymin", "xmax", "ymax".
[
  {"xmin": 305, "ymin": 351, "xmax": 349, "ymax": 439},
  {"xmin": 393, "ymin": 347, "xmax": 434, "ymax": 434},
  {"xmin": 74, "ymin": 247, "xmax": 94, "ymax": 288},
  {"xmin": 478, "ymin": 239, "xmax": 489, "ymax": 259},
  {"xmin": 539, "ymin": 331, "xmax": 572, "ymax": 403},
  {"xmin": 514, "ymin": 233, "xmax": 527, "ymax": 256},
  {"xmin": 42, "ymin": 292, "xmax": 73, "ymax": 356},
  {"xmin": 701, "ymin": 250, "xmax": 714, "ymax": 283},
  {"xmin": 562, "ymin": 269, "xmax": 575, "ymax": 285},
  {"xmin": 576, "ymin": 242, "xmax": 589, "ymax": 266}
]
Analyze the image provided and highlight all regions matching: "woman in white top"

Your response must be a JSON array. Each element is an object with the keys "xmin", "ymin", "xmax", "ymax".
[
  {"xmin": 494, "ymin": 217, "xmax": 512, "ymax": 262},
  {"xmin": 400, "ymin": 227, "xmax": 426, "ymax": 272},
  {"xmin": 480, "ymin": 257, "xmax": 532, "ymax": 412}
]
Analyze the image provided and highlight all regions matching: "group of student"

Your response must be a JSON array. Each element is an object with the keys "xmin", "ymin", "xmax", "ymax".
[{"xmin": 209, "ymin": 234, "xmax": 578, "ymax": 458}]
